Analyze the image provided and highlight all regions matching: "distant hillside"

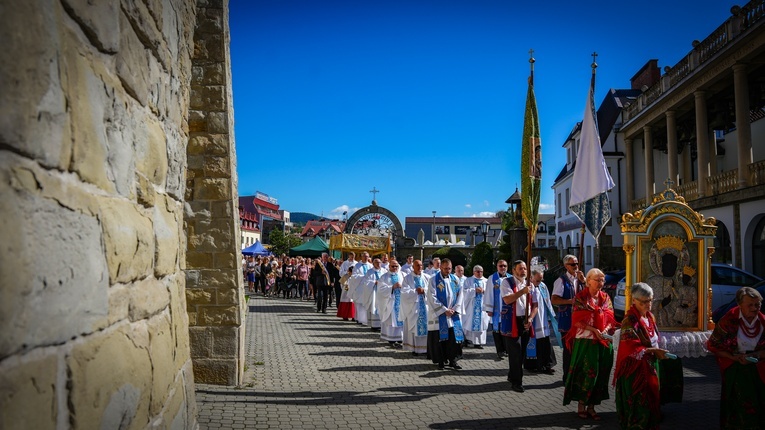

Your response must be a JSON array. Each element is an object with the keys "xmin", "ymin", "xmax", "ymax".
[{"xmin": 289, "ymin": 212, "xmax": 322, "ymax": 225}]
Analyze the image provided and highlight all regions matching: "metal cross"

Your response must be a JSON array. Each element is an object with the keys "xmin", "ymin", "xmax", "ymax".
[
  {"xmin": 370, "ymin": 187, "xmax": 379, "ymax": 201},
  {"xmin": 591, "ymin": 51, "xmax": 598, "ymax": 70},
  {"xmin": 664, "ymin": 178, "xmax": 675, "ymax": 189}
]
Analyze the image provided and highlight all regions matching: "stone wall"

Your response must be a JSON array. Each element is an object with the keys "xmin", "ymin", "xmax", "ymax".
[
  {"xmin": 0, "ymin": 0, "xmax": 200, "ymax": 428},
  {"xmin": 184, "ymin": 0, "xmax": 246, "ymax": 386}
]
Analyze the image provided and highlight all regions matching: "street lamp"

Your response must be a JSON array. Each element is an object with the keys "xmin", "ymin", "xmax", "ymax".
[
  {"xmin": 481, "ymin": 220, "xmax": 490, "ymax": 243},
  {"xmin": 432, "ymin": 211, "xmax": 436, "ymax": 241}
]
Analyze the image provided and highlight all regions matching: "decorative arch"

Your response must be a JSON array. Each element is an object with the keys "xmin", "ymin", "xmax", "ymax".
[
  {"xmin": 345, "ymin": 202, "xmax": 404, "ymax": 239},
  {"xmin": 712, "ymin": 221, "xmax": 732, "ymax": 265}
]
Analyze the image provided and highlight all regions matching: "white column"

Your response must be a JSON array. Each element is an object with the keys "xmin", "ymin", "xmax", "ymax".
[
  {"xmin": 643, "ymin": 126, "xmax": 655, "ymax": 206},
  {"xmin": 625, "ymin": 138, "xmax": 634, "ymax": 204},
  {"xmin": 733, "ymin": 64, "xmax": 753, "ymax": 188},
  {"xmin": 694, "ymin": 91, "xmax": 709, "ymax": 197},
  {"xmin": 666, "ymin": 111, "xmax": 679, "ymax": 186}
]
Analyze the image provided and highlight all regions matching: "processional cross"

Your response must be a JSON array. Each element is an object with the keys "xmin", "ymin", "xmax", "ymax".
[{"xmin": 370, "ymin": 187, "xmax": 379, "ymax": 203}]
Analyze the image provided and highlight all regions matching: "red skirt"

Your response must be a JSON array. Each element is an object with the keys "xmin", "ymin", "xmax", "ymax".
[{"xmin": 337, "ymin": 302, "xmax": 356, "ymax": 319}]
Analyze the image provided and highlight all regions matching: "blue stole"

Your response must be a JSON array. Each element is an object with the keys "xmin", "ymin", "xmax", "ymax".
[
  {"xmin": 391, "ymin": 273, "xmax": 403, "ymax": 326},
  {"xmin": 471, "ymin": 278, "xmax": 484, "ymax": 331},
  {"xmin": 556, "ymin": 274, "xmax": 577, "ymax": 332},
  {"xmin": 435, "ymin": 272, "xmax": 464, "ymax": 343},
  {"xmin": 415, "ymin": 276, "xmax": 428, "ymax": 336},
  {"xmin": 490, "ymin": 272, "xmax": 507, "ymax": 331}
]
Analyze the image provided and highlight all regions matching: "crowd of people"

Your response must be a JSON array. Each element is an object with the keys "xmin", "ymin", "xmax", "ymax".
[{"xmin": 244, "ymin": 251, "xmax": 765, "ymax": 429}]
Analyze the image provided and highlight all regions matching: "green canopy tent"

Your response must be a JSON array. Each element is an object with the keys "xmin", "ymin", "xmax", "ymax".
[{"xmin": 288, "ymin": 236, "xmax": 331, "ymax": 258}]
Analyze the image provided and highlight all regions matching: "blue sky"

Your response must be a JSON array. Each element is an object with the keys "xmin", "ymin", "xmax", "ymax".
[{"xmin": 230, "ymin": 0, "xmax": 730, "ymax": 221}]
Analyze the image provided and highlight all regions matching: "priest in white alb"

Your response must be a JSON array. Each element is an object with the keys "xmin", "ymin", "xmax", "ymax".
[
  {"xmin": 349, "ymin": 252, "xmax": 373, "ymax": 326},
  {"xmin": 401, "ymin": 259, "xmax": 430, "ymax": 356},
  {"xmin": 376, "ymin": 259, "xmax": 405, "ymax": 347},
  {"xmin": 462, "ymin": 265, "xmax": 490, "ymax": 349},
  {"xmin": 359, "ymin": 257, "xmax": 386, "ymax": 331}
]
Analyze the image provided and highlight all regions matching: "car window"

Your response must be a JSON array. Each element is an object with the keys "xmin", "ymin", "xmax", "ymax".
[{"xmin": 713, "ymin": 267, "xmax": 760, "ymax": 287}]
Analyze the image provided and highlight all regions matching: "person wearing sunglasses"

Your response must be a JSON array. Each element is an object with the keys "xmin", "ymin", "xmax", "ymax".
[{"xmin": 552, "ymin": 255, "xmax": 586, "ymax": 381}]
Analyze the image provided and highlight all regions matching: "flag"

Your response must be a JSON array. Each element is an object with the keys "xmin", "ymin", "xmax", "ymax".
[
  {"xmin": 569, "ymin": 66, "xmax": 615, "ymax": 241},
  {"xmin": 521, "ymin": 61, "xmax": 541, "ymax": 245}
]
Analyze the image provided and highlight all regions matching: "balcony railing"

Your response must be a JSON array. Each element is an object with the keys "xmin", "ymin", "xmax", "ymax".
[
  {"xmin": 750, "ymin": 159, "xmax": 765, "ymax": 184},
  {"xmin": 623, "ymin": 0, "xmax": 764, "ymax": 123},
  {"xmin": 676, "ymin": 181, "xmax": 699, "ymax": 201},
  {"xmin": 707, "ymin": 169, "xmax": 739, "ymax": 195}
]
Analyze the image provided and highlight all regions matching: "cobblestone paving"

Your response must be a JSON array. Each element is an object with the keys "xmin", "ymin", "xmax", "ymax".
[{"xmin": 196, "ymin": 296, "xmax": 722, "ymax": 429}]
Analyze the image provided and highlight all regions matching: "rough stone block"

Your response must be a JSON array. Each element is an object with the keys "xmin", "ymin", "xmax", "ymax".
[
  {"xmin": 135, "ymin": 172, "xmax": 156, "ymax": 208},
  {"xmin": 0, "ymin": 160, "xmax": 109, "ymax": 358},
  {"xmin": 188, "ymin": 133, "xmax": 229, "ymax": 156},
  {"xmin": 153, "ymin": 197, "xmax": 180, "ymax": 277},
  {"xmin": 192, "ymin": 359, "xmax": 237, "ymax": 385},
  {"xmin": 210, "ymin": 200, "xmax": 233, "ymax": 218},
  {"xmin": 188, "ymin": 110, "xmax": 207, "ymax": 132},
  {"xmin": 135, "ymin": 115, "xmax": 168, "ymax": 187},
  {"xmin": 186, "ymin": 288, "xmax": 215, "ymax": 307},
  {"xmin": 67, "ymin": 323, "xmax": 152, "ymax": 430},
  {"xmin": 198, "ymin": 306, "xmax": 240, "ymax": 326},
  {"xmin": 99, "ymin": 197, "xmax": 154, "ymax": 284},
  {"xmin": 203, "ymin": 155, "xmax": 230, "ymax": 178},
  {"xmin": 186, "ymin": 251, "xmax": 213, "ymax": 269},
  {"xmin": 193, "ymin": 177, "xmax": 231, "ymax": 201},
  {"xmin": 116, "ymin": 12, "xmax": 150, "ymax": 105},
  {"xmin": 147, "ymin": 313, "xmax": 176, "ymax": 416},
  {"xmin": 61, "ymin": 0, "xmax": 120, "ymax": 53},
  {"xmin": 189, "ymin": 327, "xmax": 212, "ymax": 359},
  {"xmin": 214, "ymin": 252, "xmax": 239, "ymax": 269},
  {"xmin": 198, "ymin": 269, "xmax": 237, "ymax": 290},
  {"xmin": 0, "ymin": 0, "xmax": 72, "ymax": 170},
  {"xmin": 128, "ymin": 277, "xmax": 170, "ymax": 321},
  {"xmin": 0, "ymin": 352, "xmax": 59, "ymax": 430},
  {"xmin": 216, "ymin": 287, "xmax": 240, "ymax": 306},
  {"xmin": 211, "ymin": 327, "xmax": 239, "ymax": 358},
  {"xmin": 168, "ymin": 275, "xmax": 191, "ymax": 368},
  {"xmin": 108, "ymin": 284, "xmax": 130, "ymax": 325},
  {"xmin": 190, "ymin": 85, "xmax": 225, "ymax": 111},
  {"xmin": 195, "ymin": 7, "xmax": 223, "ymax": 34},
  {"xmin": 207, "ymin": 111, "xmax": 228, "ymax": 133},
  {"xmin": 164, "ymin": 125, "xmax": 187, "ymax": 200}
]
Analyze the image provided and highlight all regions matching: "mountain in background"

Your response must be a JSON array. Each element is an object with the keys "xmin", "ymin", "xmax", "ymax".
[{"xmin": 290, "ymin": 212, "xmax": 337, "ymax": 225}]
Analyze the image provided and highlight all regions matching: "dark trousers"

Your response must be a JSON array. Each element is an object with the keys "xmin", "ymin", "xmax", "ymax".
[
  {"xmin": 258, "ymin": 276, "xmax": 267, "ymax": 294},
  {"xmin": 504, "ymin": 317, "xmax": 530, "ymax": 385},
  {"xmin": 316, "ymin": 285, "xmax": 330, "ymax": 311},
  {"xmin": 491, "ymin": 326, "xmax": 506, "ymax": 355},
  {"xmin": 561, "ymin": 330, "xmax": 571, "ymax": 381},
  {"xmin": 427, "ymin": 328, "xmax": 460, "ymax": 365},
  {"xmin": 333, "ymin": 284, "xmax": 341, "ymax": 307},
  {"xmin": 535, "ymin": 336, "xmax": 552, "ymax": 370}
]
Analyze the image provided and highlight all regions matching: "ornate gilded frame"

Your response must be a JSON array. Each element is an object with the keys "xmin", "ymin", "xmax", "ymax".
[{"xmin": 621, "ymin": 188, "xmax": 717, "ymax": 331}]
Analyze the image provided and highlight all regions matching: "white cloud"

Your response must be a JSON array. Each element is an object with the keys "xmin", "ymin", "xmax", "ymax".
[
  {"xmin": 465, "ymin": 204, "xmax": 472, "ymax": 208},
  {"xmin": 539, "ymin": 203, "xmax": 555, "ymax": 211},
  {"xmin": 329, "ymin": 205, "xmax": 359, "ymax": 217},
  {"xmin": 470, "ymin": 211, "xmax": 496, "ymax": 218}
]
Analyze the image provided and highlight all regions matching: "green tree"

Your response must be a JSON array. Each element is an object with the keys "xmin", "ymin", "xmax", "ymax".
[
  {"xmin": 468, "ymin": 242, "xmax": 495, "ymax": 277},
  {"xmin": 432, "ymin": 246, "xmax": 468, "ymax": 269},
  {"xmin": 268, "ymin": 229, "xmax": 302, "ymax": 257}
]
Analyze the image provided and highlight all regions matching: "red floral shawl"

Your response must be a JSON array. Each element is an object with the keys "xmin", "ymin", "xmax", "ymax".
[
  {"xmin": 563, "ymin": 288, "xmax": 616, "ymax": 350},
  {"xmin": 707, "ymin": 306, "xmax": 765, "ymax": 383},
  {"xmin": 613, "ymin": 307, "xmax": 661, "ymax": 413}
]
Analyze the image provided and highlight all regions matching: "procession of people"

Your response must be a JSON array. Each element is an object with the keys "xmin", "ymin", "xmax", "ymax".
[{"xmin": 246, "ymin": 250, "xmax": 759, "ymax": 428}]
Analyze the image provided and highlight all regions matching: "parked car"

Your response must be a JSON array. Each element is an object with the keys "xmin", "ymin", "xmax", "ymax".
[
  {"xmin": 710, "ymin": 263, "xmax": 763, "ymax": 311},
  {"xmin": 613, "ymin": 277, "xmax": 627, "ymax": 320},
  {"xmin": 712, "ymin": 279, "xmax": 765, "ymax": 323},
  {"xmin": 614, "ymin": 264, "xmax": 762, "ymax": 322},
  {"xmin": 603, "ymin": 270, "xmax": 625, "ymax": 300}
]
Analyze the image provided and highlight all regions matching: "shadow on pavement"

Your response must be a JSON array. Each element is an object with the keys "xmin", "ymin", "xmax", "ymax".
[
  {"xmin": 295, "ymin": 341, "xmax": 383, "ymax": 349},
  {"xmin": 195, "ymin": 389, "xmax": 437, "ymax": 406},
  {"xmin": 429, "ymin": 411, "xmax": 617, "ymax": 429}
]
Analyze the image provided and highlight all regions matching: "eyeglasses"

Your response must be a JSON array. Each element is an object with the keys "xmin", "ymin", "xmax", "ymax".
[
  {"xmin": 498, "ymin": 265, "xmax": 507, "ymax": 268},
  {"xmin": 566, "ymin": 263, "xmax": 579, "ymax": 266},
  {"xmin": 635, "ymin": 298, "xmax": 652, "ymax": 305},
  {"xmin": 390, "ymin": 265, "xmax": 399, "ymax": 268}
]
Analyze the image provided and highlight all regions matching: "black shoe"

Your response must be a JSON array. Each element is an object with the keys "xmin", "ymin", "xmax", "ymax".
[
  {"xmin": 438, "ymin": 363, "xmax": 445, "ymax": 370},
  {"xmin": 322, "ymin": 309, "xmax": 327, "ymax": 313},
  {"xmin": 541, "ymin": 368, "xmax": 555, "ymax": 375},
  {"xmin": 495, "ymin": 354, "xmax": 504, "ymax": 361},
  {"xmin": 474, "ymin": 345, "xmax": 484, "ymax": 349},
  {"xmin": 449, "ymin": 362, "xmax": 462, "ymax": 370},
  {"xmin": 511, "ymin": 385, "xmax": 525, "ymax": 393},
  {"xmin": 316, "ymin": 309, "xmax": 321, "ymax": 313}
]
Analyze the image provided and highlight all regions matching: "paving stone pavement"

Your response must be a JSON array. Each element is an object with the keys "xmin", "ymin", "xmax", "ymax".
[{"xmin": 196, "ymin": 295, "xmax": 723, "ymax": 429}]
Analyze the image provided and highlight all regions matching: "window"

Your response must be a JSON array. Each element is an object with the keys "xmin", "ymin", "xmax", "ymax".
[
  {"xmin": 565, "ymin": 189, "xmax": 570, "ymax": 215},
  {"xmin": 557, "ymin": 193, "xmax": 562, "ymax": 216}
]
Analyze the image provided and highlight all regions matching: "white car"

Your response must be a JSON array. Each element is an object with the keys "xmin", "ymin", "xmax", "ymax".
[
  {"xmin": 613, "ymin": 277, "xmax": 627, "ymax": 320},
  {"xmin": 612, "ymin": 264, "xmax": 762, "ymax": 319}
]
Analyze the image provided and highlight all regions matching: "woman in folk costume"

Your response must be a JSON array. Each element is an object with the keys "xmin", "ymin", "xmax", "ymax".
[
  {"xmin": 614, "ymin": 282, "xmax": 670, "ymax": 430},
  {"xmin": 426, "ymin": 258, "xmax": 464, "ymax": 370},
  {"xmin": 563, "ymin": 268, "xmax": 617, "ymax": 420},
  {"xmin": 376, "ymin": 260, "xmax": 405, "ymax": 348},
  {"xmin": 707, "ymin": 286, "xmax": 765, "ymax": 430},
  {"xmin": 461, "ymin": 265, "xmax": 490, "ymax": 349},
  {"xmin": 336, "ymin": 266, "xmax": 356, "ymax": 321}
]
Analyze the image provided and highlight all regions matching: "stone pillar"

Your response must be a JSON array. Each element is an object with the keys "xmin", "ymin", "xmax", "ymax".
[
  {"xmin": 643, "ymin": 126, "xmax": 655, "ymax": 206},
  {"xmin": 694, "ymin": 91, "xmax": 710, "ymax": 197},
  {"xmin": 625, "ymin": 138, "xmax": 635, "ymax": 204},
  {"xmin": 709, "ymin": 129, "xmax": 718, "ymax": 175},
  {"xmin": 733, "ymin": 64, "xmax": 753, "ymax": 188},
  {"xmin": 185, "ymin": 0, "xmax": 246, "ymax": 385},
  {"xmin": 666, "ymin": 111, "xmax": 679, "ymax": 186},
  {"xmin": 681, "ymin": 141, "xmax": 692, "ymax": 184}
]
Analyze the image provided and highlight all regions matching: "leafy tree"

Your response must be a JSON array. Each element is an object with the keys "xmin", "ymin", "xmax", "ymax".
[
  {"xmin": 268, "ymin": 229, "xmax": 302, "ymax": 257},
  {"xmin": 468, "ymin": 242, "xmax": 495, "ymax": 277},
  {"xmin": 432, "ymin": 246, "xmax": 468, "ymax": 269}
]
